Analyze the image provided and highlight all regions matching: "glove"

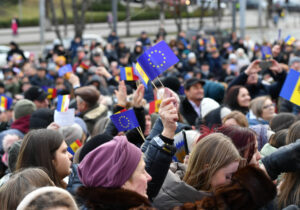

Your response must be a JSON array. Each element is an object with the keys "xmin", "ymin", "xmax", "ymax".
[{"xmin": 261, "ymin": 139, "xmax": 300, "ymax": 180}]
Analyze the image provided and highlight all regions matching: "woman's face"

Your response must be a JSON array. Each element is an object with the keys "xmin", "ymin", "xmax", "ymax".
[
  {"xmin": 210, "ymin": 161, "xmax": 239, "ymax": 189},
  {"xmin": 237, "ymin": 88, "xmax": 251, "ymax": 108},
  {"xmin": 52, "ymin": 141, "xmax": 72, "ymax": 179},
  {"xmin": 261, "ymin": 99, "xmax": 275, "ymax": 121},
  {"xmin": 248, "ymin": 140, "xmax": 261, "ymax": 167},
  {"xmin": 144, "ymin": 115, "xmax": 152, "ymax": 136},
  {"xmin": 122, "ymin": 158, "xmax": 152, "ymax": 198}
]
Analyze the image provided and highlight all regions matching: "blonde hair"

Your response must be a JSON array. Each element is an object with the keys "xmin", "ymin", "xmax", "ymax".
[
  {"xmin": 249, "ymin": 96, "xmax": 271, "ymax": 118},
  {"xmin": 183, "ymin": 133, "xmax": 241, "ymax": 191},
  {"xmin": 222, "ymin": 111, "xmax": 249, "ymax": 127},
  {"xmin": 278, "ymin": 121, "xmax": 300, "ymax": 209}
]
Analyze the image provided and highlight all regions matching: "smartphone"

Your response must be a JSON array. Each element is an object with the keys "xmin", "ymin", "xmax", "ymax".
[{"xmin": 259, "ymin": 60, "xmax": 272, "ymax": 70}]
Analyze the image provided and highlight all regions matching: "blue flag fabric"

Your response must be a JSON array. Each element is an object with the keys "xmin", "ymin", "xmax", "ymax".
[
  {"xmin": 261, "ymin": 46, "xmax": 272, "ymax": 60},
  {"xmin": 137, "ymin": 40, "xmax": 179, "ymax": 81},
  {"xmin": 58, "ymin": 64, "xmax": 72, "ymax": 77},
  {"xmin": 110, "ymin": 109, "xmax": 139, "ymax": 132}
]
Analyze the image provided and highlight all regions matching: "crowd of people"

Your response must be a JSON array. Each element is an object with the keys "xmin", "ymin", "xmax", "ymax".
[{"xmin": 0, "ymin": 26, "xmax": 299, "ymax": 210}]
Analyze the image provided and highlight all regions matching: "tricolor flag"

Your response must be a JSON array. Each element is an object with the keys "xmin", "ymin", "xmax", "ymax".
[
  {"xmin": 43, "ymin": 87, "xmax": 57, "ymax": 99},
  {"xmin": 0, "ymin": 96, "xmax": 8, "ymax": 111},
  {"xmin": 280, "ymin": 69, "xmax": 300, "ymax": 106},
  {"xmin": 120, "ymin": 67, "xmax": 139, "ymax": 81},
  {"xmin": 285, "ymin": 35, "xmax": 296, "ymax": 45},
  {"xmin": 56, "ymin": 95, "xmax": 70, "ymax": 112},
  {"xmin": 133, "ymin": 62, "xmax": 149, "ymax": 87},
  {"xmin": 136, "ymin": 40, "xmax": 179, "ymax": 81},
  {"xmin": 149, "ymin": 99, "xmax": 161, "ymax": 114},
  {"xmin": 67, "ymin": 139, "xmax": 82, "ymax": 155}
]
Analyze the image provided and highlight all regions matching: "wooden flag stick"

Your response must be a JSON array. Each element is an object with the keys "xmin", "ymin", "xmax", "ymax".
[
  {"xmin": 136, "ymin": 126, "xmax": 145, "ymax": 141},
  {"xmin": 136, "ymin": 80, "xmax": 141, "ymax": 89},
  {"xmin": 157, "ymin": 77, "xmax": 165, "ymax": 88},
  {"xmin": 151, "ymin": 81, "xmax": 159, "ymax": 92}
]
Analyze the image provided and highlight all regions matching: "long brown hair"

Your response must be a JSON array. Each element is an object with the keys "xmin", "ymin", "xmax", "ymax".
[
  {"xmin": 0, "ymin": 168, "xmax": 54, "ymax": 210},
  {"xmin": 183, "ymin": 133, "xmax": 240, "ymax": 191},
  {"xmin": 175, "ymin": 165, "xmax": 276, "ymax": 210},
  {"xmin": 278, "ymin": 121, "xmax": 300, "ymax": 208},
  {"xmin": 16, "ymin": 129, "xmax": 65, "ymax": 188}
]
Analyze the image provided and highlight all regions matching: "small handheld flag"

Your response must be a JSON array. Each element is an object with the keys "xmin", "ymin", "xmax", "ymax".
[
  {"xmin": 43, "ymin": 87, "xmax": 57, "ymax": 99},
  {"xmin": 149, "ymin": 99, "xmax": 161, "ymax": 114},
  {"xmin": 56, "ymin": 95, "xmax": 70, "ymax": 112},
  {"xmin": 280, "ymin": 69, "xmax": 300, "ymax": 106},
  {"xmin": 67, "ymin": 139, "xmax": 82, "ymax": 155},
  {"xmin": 58, "ymin": 64, "xmax": 72, "ymax": 77},
  {"xmin": 261, "ymin": 46, "xmax": 272, "ymax": 60},
  {"xmin": 0, "ymin": 96, "xmax": 8, "ymax": 111},
  {"xmin": 284, "ymin": 35, "xmax": 296, "ymax": 45},
  {"xmin": 133, "ymin": 62, "xmax": 149, "ymax": 87},
  {"xmin": 137, "ymin": 40, "xmax": 179, "ymax": 81},
  {"xmin": 110, "ymin": 109, "xmax": 139, "ymax": 132},
  {"xmin": 120, "ymin": 67, "xmax": 139, "ymax": 81}
]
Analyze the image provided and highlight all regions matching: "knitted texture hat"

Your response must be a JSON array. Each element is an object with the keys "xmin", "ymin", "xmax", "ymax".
[
  {"xmin": 78, "ymin": 136, "xmax": 142, "ymax": 188},
  {"xmin": 14, "ymin": 99, "xmax": 36, "ymax": 120}
]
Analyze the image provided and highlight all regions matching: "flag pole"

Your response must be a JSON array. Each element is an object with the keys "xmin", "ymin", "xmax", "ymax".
[
  {"xmin": 151, "ymin": 81, "xmax": 159, "ymax": 92},
  {"xmin": 157, "ymin": 77, "xmax": 165, "ymax": 88},
  {"xmin": 136, "ymin": 126, "xmax": 145, "ymax": 141}
]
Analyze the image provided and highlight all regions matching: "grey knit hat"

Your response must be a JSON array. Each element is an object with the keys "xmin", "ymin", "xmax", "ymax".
[
  {"xmin": 13, "ymin": 99, "xmax": 36, "ymax": 120},
  {"xmin": 8, "ymin": 140, "xmax": 22, "ymax": 172}
]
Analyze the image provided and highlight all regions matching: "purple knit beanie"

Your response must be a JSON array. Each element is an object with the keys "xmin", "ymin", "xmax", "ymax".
[{"xmin": 77, "ymin": 135, "xmax": 142, "ymax": 188}]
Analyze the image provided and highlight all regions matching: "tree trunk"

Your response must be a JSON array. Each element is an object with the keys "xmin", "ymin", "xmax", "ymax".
[
  {"xmin": 159, "ymin": 0, "xmax": 165, "ymax": 26},
  {"xmin": 173, "ymin": 0, "xmax": 182, "ymax": 35},
  {"xmin": 126, "ymin": 0, "xmax": 130, "ymax": 37},
  {"xmin": 49, "ymin": 0, "xmax": 62, "ymax": 41},
  {"xmin": 72, "ymin": 0, "xmax": 89, "ymax": 38},
  {"xmin": 60, "ymin": 0, "xmax": 68, "ymax": 37}
]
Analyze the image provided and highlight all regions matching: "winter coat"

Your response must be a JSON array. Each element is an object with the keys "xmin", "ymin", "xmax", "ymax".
[
  {"xmin": 79, "ymin": 104, "xmax": 108, "ymax": 134},
  {"xmin": 77, "ymin": 187, "xmax": 152, "ymax": 210},
  {"xmin": 153, "ymin": 162, "xmax": 210, "ymax": 210},
  {"xmin": 260, "ymin": 143, "xmax": 278, "ymax": 158},
  {"xmin": 179, "ymin": 97, "xmax": 220, "ymax": 126},
  {"xmin": 247, "ymin": 111, "xmax": 270, "ymax": 126},
  {"xmin": 228, "ymin": 71, "xmax": 286, "ymax": 100}
]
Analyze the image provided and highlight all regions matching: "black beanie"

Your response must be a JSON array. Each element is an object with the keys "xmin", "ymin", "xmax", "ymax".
[
  {"xmin": 79, "ymin": 133, "xmax": 113, "ymax": 162},
  {"xmin": 29, "ymin": 108, "xmax": 54, "ymax": 130}
]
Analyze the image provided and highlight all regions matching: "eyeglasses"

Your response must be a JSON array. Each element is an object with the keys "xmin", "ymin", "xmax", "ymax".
[{"xmin": 263, "ymin": 103, "xmax": 275, "ymax": 109}]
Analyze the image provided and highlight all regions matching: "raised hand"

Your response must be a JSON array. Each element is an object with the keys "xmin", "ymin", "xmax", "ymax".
[
  {"xmin": 132, "ymin": 84, "xmax": 145, "ymax": 108},
  {"xmin": 114, "ymin": 80, "xmax": 127, "ymax": 107},
  {"xmin": 245, "ymin": 60, "xmax": 262, "ymax": 75},
  {"xmin": 269, "ymin": 59, "xmax": 283, "ymax": 74},
  {"xmin": 159, "ymin": 88, "xmax": 178, "ymax": 139}
]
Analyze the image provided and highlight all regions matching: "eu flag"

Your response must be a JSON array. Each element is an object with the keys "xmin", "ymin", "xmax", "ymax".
[
  {"xmin": 137, "ymin": 40, "xmax": 179, "ymax": 81},
  {"xmin": 261, "ymin": 46, "xmax": 272, "ymax": 60},
  {"xmin": 58, "ymin": 64, "xmax": 72, "ymax": 77},
  {"xmin": 110, "ymin": 109, "xmax": 139, "ymax": 132}
]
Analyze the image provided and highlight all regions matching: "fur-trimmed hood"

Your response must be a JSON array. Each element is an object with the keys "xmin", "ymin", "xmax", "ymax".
[{"xmin": 77, "ymin": 186, "xmax": 152, "ymax": 210}]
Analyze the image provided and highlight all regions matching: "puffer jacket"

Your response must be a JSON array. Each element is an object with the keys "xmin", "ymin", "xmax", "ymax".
[{"xmin": 153, "ymin": 162, "xmax": 210, "ymax": 210}]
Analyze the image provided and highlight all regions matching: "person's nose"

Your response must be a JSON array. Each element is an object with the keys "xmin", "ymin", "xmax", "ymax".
[
  {"xmin": 146, "ymin": 172, "xmax": 152, "ymax": 182},
  {"xmin": 68, "ymin": 152, "xmax": 73, "ymax": 160}
]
